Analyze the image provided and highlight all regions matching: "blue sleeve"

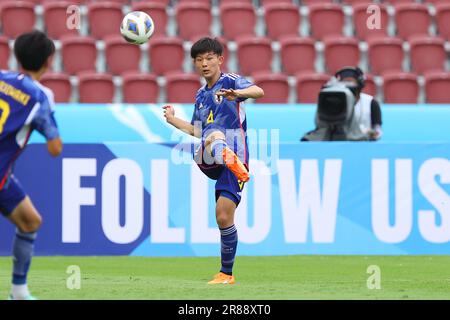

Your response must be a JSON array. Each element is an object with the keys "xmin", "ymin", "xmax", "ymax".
[
  {"xmin": 190, "ymin": 104, "xmax": 200, "ymax": 125},
  {"xmin": 31, "ymin": 96, "xmax": 60, "ymax": 141},
  {"xmin": 234, "ymin": 76, "xmax": 254, "ymax": 90},
  {"xmin": 234, "ymin": 76, "xmax": 254, "ymax": 102}
]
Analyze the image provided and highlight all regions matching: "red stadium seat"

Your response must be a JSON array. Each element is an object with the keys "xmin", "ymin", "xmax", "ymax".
[
  {"xmin": 0, "ymin": 1, "xmax": 35, "ymax": 38},
  {"xmin": 40, "ymin": 72, "xmax": 72, "ymax": 103},
  {"xmin": 132, "ymin": 0, "xmax": 169, "ymax": 4},
  {"xmin": 122, "ymin": 72, "xmax": 159, "ymax": 103},
  {"xmin": 220, "ymin": 2, "xmax": 256, "ymax": 40},
  {"xmin": 302, "ymin": 0, "xmax": 334, "ymax": 3},
  {"xmin": 12, "ymin": 0, "xmax": 36, "ymax": 2},
  {"xmin": 0, "ymin": 0, "xmax": 40, "ymax": 3},
  {"xmin": 61, "ymin": 35, "xmax": 97, "ymax": 75},
  {"xmin": 252, "ymin": 72, "xmax": 289, "ymax": 103},
  {"xmin": 40, "ymin": 0, "xmax": 85, "ymax": 3},
  {"xmin": 78, "ymin": 72, "xmax": 115, "ymax": 103},
  {"xmin": 260, "ymin": 0, "xmax": 293, "ymax": 5},
  {"xmin": 424, "ymin": 71, "xmax": 450, "ymax": 103},
  {"xmin": 148, "ymin": 36, "xmax": 184, "ymax": 75},
  {"xmin": 295, "ymin": 72, "xmax": 330, "ymax": 103},
  {"xmin": 165, "ymin": 72, "xmax": 201, "ymax": 103},
  {"xmin": 131, "ymin": 2, "xmax": 168, "ymax": 36},
  {"xmin": 425, "ymin": 0, "xmax": 450, "ymax": 4},
  {"xmin": 264, "ymin": 3, "xmax": 301, "ymax": 40},
  {"xmin": 384, "ymin": 0, "xmax": 416, "ymax": 3},
  {"xmin": 308, "ymin": 4, "xmax": 344, "ymax": 40},
  {"xmin": 43, "ymin": 1, "xmax": 80, "ymax": 39},
  {"xmin": 343, "ymin": 0, "xmax": 374, "ymax": 3},
  {"xmin": 436, "ymin": 4, "xmax": 450, "ymax": 41},
  {"xmin": 104, "ymin": 35, "xmax": 141, "ymax": 75},
  {"xmin": 382, "ymin": 72, "xmax": 418, "ymax": 103},
  {"xmin": 280, "ymin": 36, "xmax": 316, "ymax": 75},
  {"xmin": 323, "ymin": 36, "xmax": 360, "ymax": 74},
  {"xmin": 175, "ymin": 2, "xmax": 212, "ymax": 40},
  {"xmin": 409, "ymin": 36, "xmax": 446, "ymax": 74},
  {"xmin": 362, "ymin": 73, "xmax": 377, "ymax": 97},
  {"xmin": 394, "ymin": 3, "xmax": 431, "ymax": 40},
  {"xmin": 352, "ymin": 3, "xmax": 389, "ymax": 40},
  {"xmin": 177, "ymin": 0, "xmax": 210, "ymax": 4},
  {"xmin": 87, "ymin": 2, "xmax": 123, "ymax": 39},
  {"xmin": 0, "ymin": 36, "xmax": 9, "ymax": 70},
  {"xmin": 428, "ymin": 0, "xmax": 450, "ymax": 4},
  {"xmin": 74, "ymin": 0, "xmax": 128, "ymax": 6},
  {"xmin": 107, "ymin": 0, "xmax": 134, "ymax": 4},
  {"xmin": 367, "ymin": 37, "xmax": 404, "ymax": 75},
  {"xmin": 236, "ymin": 36, "xmax": 273, "ymax": 75}
]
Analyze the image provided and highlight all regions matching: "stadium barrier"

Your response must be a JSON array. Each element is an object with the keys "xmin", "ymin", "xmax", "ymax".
[{"xmin": 0, "ymin": 104, "xmax": 449, "ymax": 256}]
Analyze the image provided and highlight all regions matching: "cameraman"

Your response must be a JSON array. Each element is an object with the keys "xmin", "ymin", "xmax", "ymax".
[
  {"xmin": 302, "ymin": 67, "xmax": 383, "ymax": 141},
  {"xmin": 337, "ymin": 67, "xmax": 382, "ymax": 141}
]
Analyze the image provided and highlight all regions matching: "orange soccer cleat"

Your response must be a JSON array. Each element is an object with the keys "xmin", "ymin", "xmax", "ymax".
[
  {"xmin": 222, "ymin": 147, "xmax": 250, "ymax": 182},
  {"xmin": 207, "ymin": 272, "xmax": 236, "ymax": 285}
]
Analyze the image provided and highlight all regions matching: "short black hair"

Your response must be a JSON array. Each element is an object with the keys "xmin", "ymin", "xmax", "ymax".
[
  {"xmin": 190, "ymin": 37, "xmax": 223, "ymax": 59},
  {"xmin": 14, "ymin": 30, "xmax": 55, "ymax": 72}
]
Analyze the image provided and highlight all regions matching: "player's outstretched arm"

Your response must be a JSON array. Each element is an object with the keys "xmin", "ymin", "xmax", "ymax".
[
  {"xmin": 163, "ymin": 105, "xmax": 199, "ymax": 137},
  {"xmin": 216, "ymin": 85, "xmax": 264, "ymax": 101}
]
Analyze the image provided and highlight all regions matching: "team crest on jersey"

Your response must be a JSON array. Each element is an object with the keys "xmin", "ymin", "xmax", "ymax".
[{"xmin": 214, "ymin": 91, "xmax": 223, "ymax": 105}]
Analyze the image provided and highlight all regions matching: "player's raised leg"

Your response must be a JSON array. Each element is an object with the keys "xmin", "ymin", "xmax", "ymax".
[
  {"xmin": 6, "ymin": 194, "xmax": 42, "ymax": 300},
  {"xmin": 206, "ymin": 131, "xmax": 249, "ymax": 182},
  {"xmin": 208, "ymin": 196, "xmax": 238, "ymax": 285}
]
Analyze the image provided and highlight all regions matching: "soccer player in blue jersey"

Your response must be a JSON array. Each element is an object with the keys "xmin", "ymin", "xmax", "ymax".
[
  {"xmin": 163, "ymin": 37, "xmax": 264, "ymax": 284},
  {"xmin": 0, "ymin": 30, "xmax": 62, "ymax": 299}
]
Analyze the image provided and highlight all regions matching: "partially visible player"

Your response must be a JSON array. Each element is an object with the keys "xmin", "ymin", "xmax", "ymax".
[
  {"xmin": 0, "ymin": 30, "xmax": 62, "ymax": 300},
  {"xmin": 163, "ymin": 37, "xmax": 264, "ymax": 284}
]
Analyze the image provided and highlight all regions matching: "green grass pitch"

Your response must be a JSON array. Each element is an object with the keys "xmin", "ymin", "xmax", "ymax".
[{"xmin": 0, "ymin": 256, "xmax": 449, "ymax": 300}]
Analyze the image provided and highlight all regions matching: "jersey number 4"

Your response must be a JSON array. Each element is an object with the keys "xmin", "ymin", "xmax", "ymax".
[
  {"xmin": 0, "ymin": 99, "xmax": 11, "ymax": 134},
  {"xmin": 207, "ymin": 110, "xmax": 214, "ymax": 124}
]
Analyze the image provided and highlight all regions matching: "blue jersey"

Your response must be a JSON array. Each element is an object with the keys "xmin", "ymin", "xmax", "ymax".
[
  {"xmin": 0, "ymin": 71, "xmax": 59, "ymax": 190},
  {"xmin": 191, "ymin": 73, "xmax": 253, "ymax": 166}
]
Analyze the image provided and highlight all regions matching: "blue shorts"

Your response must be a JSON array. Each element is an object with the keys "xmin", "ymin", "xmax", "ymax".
[
  {"xmin": 215, "ymin": 167, "xmax": 246, "ymax": 207},
  {"xmin": 0, "ymin": 175, "xmax": 26, "ymax": 217}
]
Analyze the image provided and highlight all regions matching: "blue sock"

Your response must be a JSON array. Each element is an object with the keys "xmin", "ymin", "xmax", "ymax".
[
  {"xmin": 210, "ymin": 140, "xmax": 227, "ymax": 165},
  {"xmin": 12, "ymin": 229, "xmax": 36, "ymax": 285},
  {"xmin": 219, "ymin": 225, "xmax": 238, "ymax": 275}
]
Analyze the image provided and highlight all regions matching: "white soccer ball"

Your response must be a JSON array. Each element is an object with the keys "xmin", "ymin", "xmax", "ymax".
[{"xmin": 120, "ymin": 11, "xmax": 155, "ymax": 45}]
